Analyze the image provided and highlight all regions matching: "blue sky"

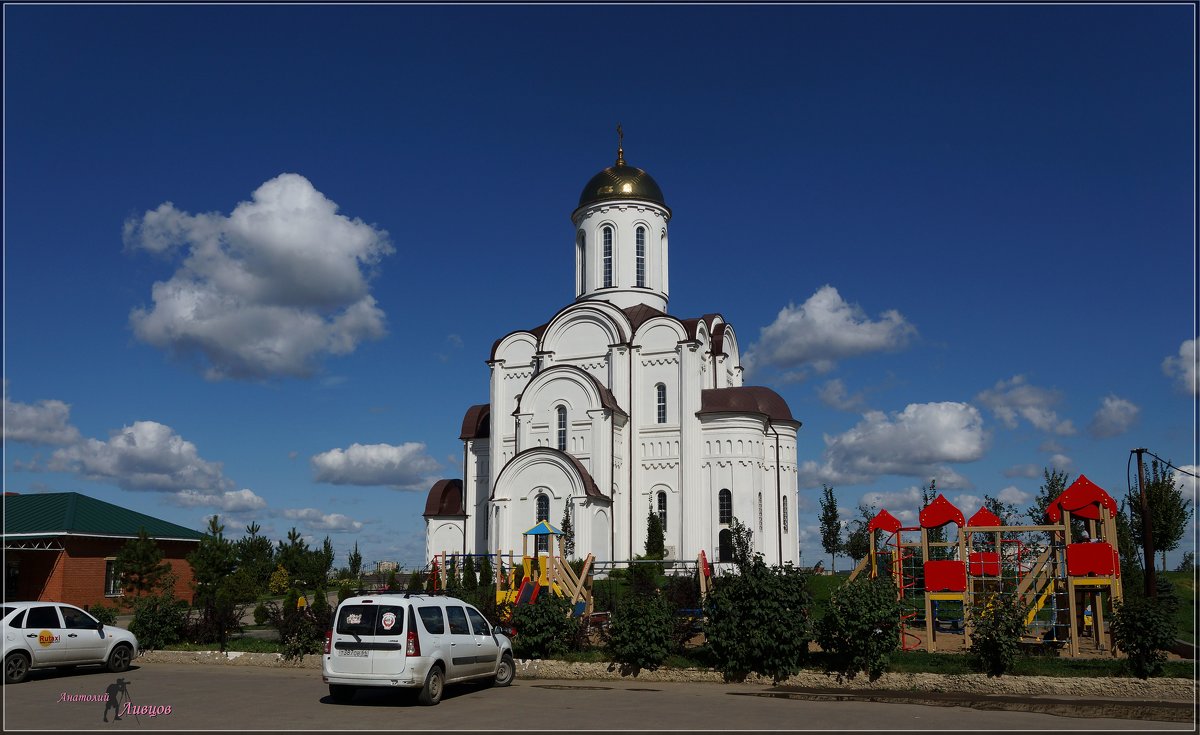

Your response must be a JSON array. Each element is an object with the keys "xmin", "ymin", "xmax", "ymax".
[{"xmin": 4, "ymin": 3, "xmax": 1195, "ymax": 571}]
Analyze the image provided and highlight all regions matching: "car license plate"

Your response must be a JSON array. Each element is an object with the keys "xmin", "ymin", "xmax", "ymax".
[{"xmin": 338, "ymin": 649, "xmax": 368, "ymax": 657}]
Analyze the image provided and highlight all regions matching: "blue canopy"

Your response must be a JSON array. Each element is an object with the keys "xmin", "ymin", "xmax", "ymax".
[{"xmin": 523, "ymin": 520, "xmax": 563, "ymax": 536}]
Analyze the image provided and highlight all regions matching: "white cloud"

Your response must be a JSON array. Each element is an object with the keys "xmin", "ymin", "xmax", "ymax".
[
  {"xmin": 282, "ymin": 507, "xmax": 365, "ymax": 533},
  {"xmin": 2, "ymin": 380, "xmax": 82, "ymax": 446},
  {"xmin": 953, "ymin": 494, "xmax": 984, "ymax": 513},
  {"xmin": 1048, "ymin": 453, "xmax": 1074, "ymax": 472},
  {"xmin": 48, "ymin": 420, "xmax": 231, "ymax": 493},
  {"xmin": 171, "ymin": 488, "xmax": 267, "ymax": 512},
  {"xmin": 1002, "ymin": 464, "xmax": 1041, "ymax": 479},
  {"xmin": 744, "ymin": 285, "xmax": 915, "ymax": 376},
  {"xmin": 1162, "ymin": 338, "xmax": 1197, "ymax": 396},
  {"xmin": 975, "ymin": 375, "xmax": 1076, "ymax": 435},
  {"xmin": 311, "ymin": 442, "xmax": 441, "ymax": 490},
  {"xmin": 125, "ymin": 174, "xmax": 393, "ymax": 380},
  {"xmin": 798, "ymin": 402, "xmax": 985, "ymax": 489},
  {"xmin": 1088, "ymin": 394, "xmax": 1140, "ymax": 438},
  {"xmin": 995, "ymin": 485, "xmax": 1032, "ymax": 506},
  {"xmin": 816, "ymin": 379, "xmax": 867, "ymax": 412}
]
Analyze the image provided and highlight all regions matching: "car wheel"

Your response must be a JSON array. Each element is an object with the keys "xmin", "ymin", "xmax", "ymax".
[
  {"xmin": 5, "ymin": 652, "xmax": 30, "ymax": 685},
  {"xmin": 107, "ymin": 644, "xmax": 133, "ymax": 674},
  {"xmin": 328, "ymin": 684, "xmax": 355, "ymax": 704},
  {"xmin": 493, "ymin": 653, "xmax": 514, "ymax": 687},
  {"xmin": 417, "ymin": 665, "xmax": 443, "ymax": 706}
]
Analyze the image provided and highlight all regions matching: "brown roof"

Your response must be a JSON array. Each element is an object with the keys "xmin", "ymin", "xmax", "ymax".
[
  {"xmin": 423, "ymin": 479, "xmax": 465, "ymax": 517},
  {"xmin": 459, "ymin": 404, "xmax": 491, "ymax": 440},
  {"xmin": 698, "ymin": 386, "xmax": 799, "ymax": 424}
]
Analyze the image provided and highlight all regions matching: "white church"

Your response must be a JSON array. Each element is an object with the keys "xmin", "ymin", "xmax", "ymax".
[{"xmin": 424, "ymin": 139, "xmax": 801, "ymax": 567}]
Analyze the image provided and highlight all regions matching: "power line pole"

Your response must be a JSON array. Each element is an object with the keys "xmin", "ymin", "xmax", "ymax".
[{"xmin": 1133, "ymin": 447, "xmax": 1157, "ymax": 598}]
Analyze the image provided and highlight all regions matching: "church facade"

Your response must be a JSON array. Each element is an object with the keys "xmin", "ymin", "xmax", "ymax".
[{"xmin": 424, "ymin": 143, "xmax": 801, "ymax": 567}]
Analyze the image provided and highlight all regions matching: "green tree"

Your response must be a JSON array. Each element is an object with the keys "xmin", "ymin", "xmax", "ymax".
[
  {"xmin": 560, "ymin": 505, "xmax": 575, "ymax": 558},
  {"xmin": 645, "ymin": 507, "xmax": 666, "ymax": 560},
  {"xmin": 462, "ymin": 555, "xmax": 479, "ymax": 592},
  {"xmin": 981, "ymin": 494, "xmax": 1021, "ymax": 546},
  {"xmin": 275, "ymin": 528, "xmax": 310, "ymax": 589},
  {"xmin": 843, "ymin": 503, "xmax": 879, "ymax": 563},
  {"xmin": 113, "ymin": 528, "xmax": 172, "ymax": 600},
  {"xmin": 187, "ymin": 516, "xmax": 256, "ymax": 650},
  {"xmin": 235, "ymin": 521, "xmax": 275, "ymax": 591},
  {"xmin": 347, "ymin": 542, "xmax": 363, "ymax": 581},
  {"xmin": 1127, "ymin": 460, "xmax": 1193, "ymax": 571},
  {"xmin": 818, "ymin": 485, "xmax": 842, "ymax": 574}
]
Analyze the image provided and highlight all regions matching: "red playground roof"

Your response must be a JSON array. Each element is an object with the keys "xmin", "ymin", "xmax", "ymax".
[
  {"xmin": 868, "ymin": 508, "xmax": 903, "ymax": 533},
  {"xmin": 966, "ymin": 506, "xmax": 1004, "ymax": 527},
  {"xmin": 1046, "ymin": 474, "xmax": 1118, "ymax": 522},
  {"xmin": 920, "ymin": 494, "xmax": 965, "ymax": 529}
]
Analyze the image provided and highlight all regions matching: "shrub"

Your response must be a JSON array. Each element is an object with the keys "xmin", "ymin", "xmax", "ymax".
[
  {"xmin": 129, "ymin": 587, "xmax": 188, "ymax": 650},
  {"xmin": 816, "ymin": 576, "xmax": 900, "ymax": 682},
  {"xmin": 264, "ymin": 599, "xmax": 326, "ymax": 661},
  {"xmin": 704, "ymin": 555, "xmax": 812, "ymax": 683},
  {"xmin": 337, "ymin": 583, "xmax": 354, "ymax": 604},
  {"xmin": 268, "ymin": 564, "xmax": 290, "ymax": 595},
  {"xmin": 607, "ymin": 591, "xmax": 675, "ymax": 674},
  {"xmin": 253, "ymin": 602, "xmax": 269, "ymax": 626},
  {"xmin": 90, "ymin": 603, "xmax": 120, "ymax": 626},
  {"xmin": 1110, "ymin": 595, "xmax": 1177, "ymax": 679},
  {"xmin": 509, "ymin": 593, "xmax": 580, "ymax": 659},
  {"xmin": 968, "ymin": 593, "xmax": 1026, "ymax": 677}
]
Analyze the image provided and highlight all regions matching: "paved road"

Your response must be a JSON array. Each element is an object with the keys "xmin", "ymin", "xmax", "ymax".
[{"xmin": 2, "ymin": 661, "xmax": 1189, "ymax": 731}]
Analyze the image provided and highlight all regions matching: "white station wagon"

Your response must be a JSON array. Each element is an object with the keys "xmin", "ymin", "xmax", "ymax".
[
  {"xmin": 3, "ymin": 602, "xmax": 139, "ymax": 684},
  {"xmin": 323, "ymin": 593, "xmax": 514, "ymax": 705}
]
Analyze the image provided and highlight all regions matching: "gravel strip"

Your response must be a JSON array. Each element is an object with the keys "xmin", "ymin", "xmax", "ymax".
[{"xmin": 137, "ymin": 651, "xmax": 1195, "ymax": 702}]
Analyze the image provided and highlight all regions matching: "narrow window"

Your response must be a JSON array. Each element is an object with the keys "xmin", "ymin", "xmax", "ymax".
[
  {"xmin": 602, "ymin": 226, "xmax": 613, "ymax": 288},
  {"xmin": 636, "ymin": 226, "xmax": 646, "ymax": 287},
  {"xmin": 556, "ymin": 406, "xmax": 567, "ymax": 451},
  {"xmin": 536, "ymin": 493, "xmax": 550, "ymax": 553},
  {"xmin": 718, "ymin": 528, "xmax": 734, "ymax": 563},
  {"xmin": 758, "ymin": 492, "xmax": 763, "ymax": 531},
  {"xmin": 783, "ymin": 496, "xmax": 789, "ymax": 533},
  {"xmin": 655, "ymin": 383, "xmax": 667, "ymax": 424},
  {"xmin": 104, "ymin": 559, "xmax": 122, "ymax": 597},
  {"xmin": 657, "ymin": 491, "xmax": 667, "ymax": 532},
  {"xmin": 577, "ymin": 231, "xmax": 586, "ymax": 295},
  {"xmin": 719, "ymin": 489, "xmax": 732, "ymax": 525}
]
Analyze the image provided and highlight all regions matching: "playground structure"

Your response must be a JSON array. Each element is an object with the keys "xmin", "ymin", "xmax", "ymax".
[
  {"xmin": 430, "ymin": 520, "xmax": 596, "ymax": 618},
  {"xmin": 848, "ymin": 474, "xmax": 1124, "ymax": 657}
]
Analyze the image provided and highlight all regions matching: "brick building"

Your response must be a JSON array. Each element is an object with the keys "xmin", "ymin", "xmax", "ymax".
[{"xmin": 3, "ymin": 492, "xmax": 203, "ymax": 610}]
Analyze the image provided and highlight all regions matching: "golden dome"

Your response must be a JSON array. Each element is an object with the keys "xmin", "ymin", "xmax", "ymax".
[{"xmin": 575, "ymin": 146, "xmax": 668, "ymax": 214}]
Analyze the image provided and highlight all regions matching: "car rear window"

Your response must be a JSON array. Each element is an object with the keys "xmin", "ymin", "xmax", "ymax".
[
  {"xmin": 336, "ymin": 605, "xmax": 379, "ymax": 636},
  {"xmin": 417, "ymin": 606, "xmax": 445, "ymax": 634},
  {"xmin": 374, "ymin": 605, "xmax": 405, "ymax": 635},
  {"xmin": 446, "ymin": 606, "xmax": 470, "ymax": 635},
  {"xmin": 0, "ymin": 606, "xmax": 15, "ymax": 622}
]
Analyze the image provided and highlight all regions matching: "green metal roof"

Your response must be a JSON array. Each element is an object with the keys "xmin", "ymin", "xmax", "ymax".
[{"xmin": 3, "ymin": 492, "xmax": 204, "ymax": 541}]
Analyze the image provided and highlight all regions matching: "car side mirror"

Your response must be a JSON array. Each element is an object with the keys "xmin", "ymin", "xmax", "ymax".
[{"xmin": 96, "ymin": 622, "xmax": 105, "ymax": 632}]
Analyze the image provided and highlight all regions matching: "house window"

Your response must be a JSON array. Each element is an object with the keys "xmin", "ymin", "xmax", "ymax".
[
  {"xmin": 758, "ymin": 492, "xmax": 763, "ymax": 531},
  {"xmin": 104, "ymin": 559, "xmax": 122, "ymax": 597},
  {"xmin": 556, "ymin": 406, "xmax": 567, "ymax": 451},
  {"xmin": 718, "ymin": 528, "xmax": 734, "ymax": 563},
  {"xmin": 536, "ymin": 493, "xmax": 550, "ymax": 553},
  {"xmin": 655, "ymin": 383, "xmax": 667, "ymax": 423},
  {"xmin": 636, "ymin": 226, "xmax": 646, "ymax": 287},
  {"xmin": 602, "ymin": 226, "xmax": 613, "ymax": 288},
  {"xmin": 783, "ymin": 496, "xmax": 789, "ymax": 533},
  {"xmin": 718, "ymin": 489, "xmax": 732, "ymax": 525},
  {"xmin": 657, "ymin": 491, "xmax": 667, "ymax": 532}
]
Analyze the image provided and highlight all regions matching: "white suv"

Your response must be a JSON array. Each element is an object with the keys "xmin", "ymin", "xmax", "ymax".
[
  {"xmin": 3, "ymin": 602, "xmax": 139, "ymax": 684},
  {"xmin": 322, "ymin": 593, "xmax": 514, "ymax": 705}
]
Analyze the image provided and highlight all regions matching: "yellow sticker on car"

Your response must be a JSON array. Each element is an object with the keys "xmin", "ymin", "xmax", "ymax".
[{"xmin": 38, "ymin": 630, "xmax": 59, "ymax": 647}]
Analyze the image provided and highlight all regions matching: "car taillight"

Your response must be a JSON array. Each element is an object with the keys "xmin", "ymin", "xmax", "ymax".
[
  {"xmin": 324, "ymin": 630, "xmax": 332, "ymax": 655},
  {"xmin": 406, "ymin": 629, "xmax": 420, "ymax": 657}
]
